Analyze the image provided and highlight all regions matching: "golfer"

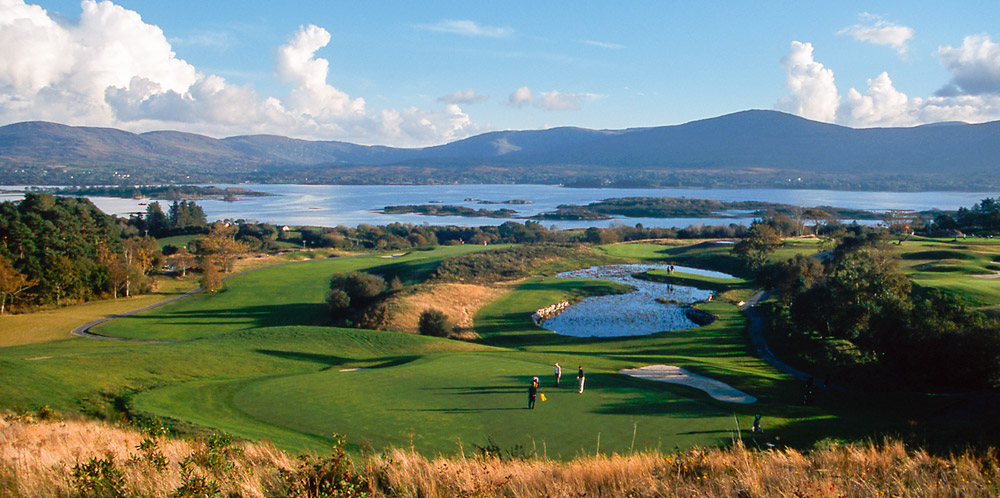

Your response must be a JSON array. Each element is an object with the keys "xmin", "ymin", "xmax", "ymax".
[
  {"xmin": 554, "ymin": 362, "xmax": 562, "ymax": 387},
  {"xmin": 528, "ymin": 376, "xmax": 539, "ymax": 409},
  {"xmin": 577, "ymin": 366, "xmax": 585, "ymax": 393}
]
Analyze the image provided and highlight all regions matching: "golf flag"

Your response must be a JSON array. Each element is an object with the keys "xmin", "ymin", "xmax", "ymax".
[{"xmin": 539, "ymin": 393, "xmax": 547, "ymax": 402}]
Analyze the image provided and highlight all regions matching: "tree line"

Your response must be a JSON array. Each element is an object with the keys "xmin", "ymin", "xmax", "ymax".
[
  {"xmin": 751, "ymin": 225, "xmax": 1000, "ymax": 390},
  {"xmin": 0, "ymin": 195, "xmax": 263, "ymax": 313},
  {"xmin": 0, "ymin": 194, "xmax": 162, "ymax": 312}
]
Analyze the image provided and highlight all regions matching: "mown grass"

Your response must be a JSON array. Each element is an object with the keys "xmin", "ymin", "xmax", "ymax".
[
  {"xmin": 3, "ymin": 237, "xmax": 997, "ymax": 461},
  {"xmin": 92, "ymin": 244, "xmax": 491, "ymax": 341},
  {"xmin": 0, "ymin": 274, "xmax": 198, "ymax": 347}
]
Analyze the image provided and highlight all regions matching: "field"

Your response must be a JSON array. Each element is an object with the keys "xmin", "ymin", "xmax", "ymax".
[{"xmin": 2, "ymin": 238, "xmax": 999, "ymax": 459}]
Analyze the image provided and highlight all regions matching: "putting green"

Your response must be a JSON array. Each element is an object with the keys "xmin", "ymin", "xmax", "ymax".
[{"xmin": 135, "ymin": 351, "xmax": 789, "ymax": 457}]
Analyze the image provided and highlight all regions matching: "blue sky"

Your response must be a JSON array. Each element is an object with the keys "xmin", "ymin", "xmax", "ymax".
[{"xmin": 2, "ymin": 1, "xmax": 1000, "ymax": 146}]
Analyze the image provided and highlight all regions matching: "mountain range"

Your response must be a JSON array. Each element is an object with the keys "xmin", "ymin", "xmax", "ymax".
[{"xmin": 1, "ymin": 110, "xmax": 997, "ymax": 189}]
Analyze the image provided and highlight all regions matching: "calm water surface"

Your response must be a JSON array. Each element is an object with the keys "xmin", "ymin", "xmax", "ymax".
[
  {"xmin": 539, "ymin": 264, "xmax": 736, "ymax": 337},
  {"xmin": 3, "ymin": 184, "xmax": 998, "ymax": 229}
]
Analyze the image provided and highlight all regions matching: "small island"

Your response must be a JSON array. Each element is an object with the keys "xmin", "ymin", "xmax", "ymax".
[
  {"xmin": 532, "ymin": 196, "xmax": 884, "ymax": 221},
  {"xmin": 380, "ymin": 204, "xmax": 520, "ymax": 218},
  {"xmin": 41, "ymin": 185, "xmax": 275, "ymax": 201}
]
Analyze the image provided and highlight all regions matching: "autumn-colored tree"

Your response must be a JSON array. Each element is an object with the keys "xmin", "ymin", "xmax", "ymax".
[
  {"xmin": 196, "ymin": 222, "xmax": 248, "ymax": 272},
  {"xmin": 0, "ymin": 255, "xmax": 32, "ymax": 314},
  {"xmin": 169, "ymin": 247, "xmax": 196, "ymax": 277},
  {"xmin": 200, "ymin": 258, "xmax": 223, "ymax": 293}
]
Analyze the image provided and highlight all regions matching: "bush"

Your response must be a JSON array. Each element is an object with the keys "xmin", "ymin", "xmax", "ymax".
[
  {"xmin": 418, "ymin": 308, "xmax": 451, "ymax": 337},
  {"xmin": 327, "ymin": 271, "xmax": 388, "ymax": 326}
]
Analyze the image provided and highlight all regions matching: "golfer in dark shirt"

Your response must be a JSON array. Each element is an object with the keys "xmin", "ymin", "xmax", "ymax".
[{"xmin": 528, "ymin": 376, "xmax": 539, "ymax": 409}]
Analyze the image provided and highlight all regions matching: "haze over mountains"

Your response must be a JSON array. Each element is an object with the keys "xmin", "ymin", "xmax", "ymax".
[{"xmin": 1, "ymin": 110, "xmax": 997, "ymax": 190}]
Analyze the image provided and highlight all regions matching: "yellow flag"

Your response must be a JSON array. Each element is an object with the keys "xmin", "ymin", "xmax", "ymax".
[{"xmin": 539, "ymin": 393, "xmax": 547, "ymax": 402}]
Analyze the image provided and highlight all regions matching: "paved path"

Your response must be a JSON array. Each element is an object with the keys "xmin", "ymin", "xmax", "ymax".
[
  {"xmin": 743, "ymin": 291, "xmax": 850, "ymax": 393},
  {"xmin": 742, "ymin": 291, "xmax": 813, "ymax": 381}
]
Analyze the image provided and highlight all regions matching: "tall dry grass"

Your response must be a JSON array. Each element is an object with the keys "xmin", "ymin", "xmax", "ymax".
[
  {"xmin": 0, "ymin": 413, "xmax": 295, "ymax": 497},
  {"xmin": 384, "ymin": 282, "xmax": 509, "ymax": 334},
  {"xmin": 3, "ymin": 411, "xmax": 998, "ymax": 497},
  {"xmin": 367, "ymin": 441, "xmax": 1000, "ymax": 498}
]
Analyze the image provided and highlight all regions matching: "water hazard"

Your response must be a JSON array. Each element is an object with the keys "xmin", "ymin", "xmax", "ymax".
[{"xmin": 537, "ymin": 264, "xmax": 737, "ymax": 338}]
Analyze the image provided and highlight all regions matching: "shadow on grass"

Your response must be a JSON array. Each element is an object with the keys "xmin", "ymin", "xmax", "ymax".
[
  {"xmin": 254, "ymin": 349, "xmax": 420, "ymax": 371},
  {"xmin": 256, "ymin": 349, "xmax": 353, "ymax": 366},
  {"xmin": 118, "ymin": 302, "xmax": 328, "ymax": 330},
  {"xmin": 389, "ymin": 407, "xmax": 524, "ymax": 414},
  {"xmin": 421, "ymin": 385, "xmax": 524, "ymax": 395},
  {"xmin": 367, "ymin": 259, "xmax": 442, "ymax": 286}
]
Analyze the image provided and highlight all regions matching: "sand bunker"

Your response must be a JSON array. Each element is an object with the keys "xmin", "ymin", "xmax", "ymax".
[{"xmin": 620, "ymin": 365, "xmax": 757, "ymax": 404}]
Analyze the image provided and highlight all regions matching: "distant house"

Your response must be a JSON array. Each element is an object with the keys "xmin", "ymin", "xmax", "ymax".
[{"xmin": 281, "ymin": 226, "xmax": 291, "ymax": 232}]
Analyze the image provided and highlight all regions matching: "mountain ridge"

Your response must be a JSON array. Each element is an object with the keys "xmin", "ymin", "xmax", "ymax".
[{"xmin": 1, "ymin": 110, "xmax": 997, "ymax": 189}]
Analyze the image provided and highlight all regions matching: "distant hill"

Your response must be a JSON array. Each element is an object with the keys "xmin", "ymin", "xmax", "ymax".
[{"xmin": 1, "ymin": 110, "xmax": 998, "ymax": 189}]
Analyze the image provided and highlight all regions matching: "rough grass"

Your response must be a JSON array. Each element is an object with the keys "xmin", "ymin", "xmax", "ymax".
[
  {"xmin": 384, "ymin": 282, "xmax": 511, "ymax": 333},
  {"xmin": 4, "ymin": 413, "xmax": 999, "ymax": 498},
  {"xmin": 0, "ymin": 412, "xmax": 295, "ymax": 498}
]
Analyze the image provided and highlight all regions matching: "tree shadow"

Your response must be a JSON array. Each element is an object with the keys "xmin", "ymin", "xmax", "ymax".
[
  {"xmin": 254, "ymin": 350, "xmax": 419, "ymax": 371},
  {"xmin": 118, "ymin": 302, "xmax": 329, "ymax": 330}
]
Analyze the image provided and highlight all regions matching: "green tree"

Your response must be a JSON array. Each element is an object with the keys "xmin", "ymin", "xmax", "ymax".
[
  {"xmin": 790, "ymin": 246, "xmax": 910, "ymax": 343},
  {"xmin": 731, "ymin": 223, "xmax": 782, "ymax": 270},
  {"xmin": 143, "ymin": 202, "xmax": 169, "ymax": 237},
  {"xmin": 758, "ymin": 253, "xmax": 824, "ymax": 304},
  {"xmin": 326, "ymin": 271, "xmax": 387, "ymax": 325},
  {"xmin": 418, "ymin": 308, "xmax": 451, "ymax": 337}
]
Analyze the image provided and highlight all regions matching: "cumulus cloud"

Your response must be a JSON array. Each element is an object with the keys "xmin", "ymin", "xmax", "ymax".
[
  {"xmin": 840, "ymin": 72, "xmax": 911, "ymax": 127},
  {"xmin": 775, "ymin": 39, "xmax": 1000, "ymax": 127},
  {"xmin": 415, "ymin": 19, "xmax": 512, "ymax": 38},
  {"xmin": 507, "ymin": 86, "xmax": 598, "ymax": 111},
  {"xmin": 776, "ymin": 41, "xmax": 840, "ymax": 122},
  {"xmin": 0, "ymin": 0, "xmax": 478, "ymax": 146},
  {"xmin": 837, "ymin": 13, "xmax": 914, "ymax": 56},
  {"xmin": 438, "ymin": 89, "xmax": 487, "ymax": 104},
  {"xmin": 935, "ymin": 34, "xmax": 1000, "ymax": 96},
  {"xmin": 508, "ymin": 86, "xmax": 534, "ymax": 107}
]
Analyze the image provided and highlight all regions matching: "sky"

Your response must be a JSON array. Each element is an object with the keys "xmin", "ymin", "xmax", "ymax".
[{"xmin": 2, "ymin": 0, "xmax": 1000, "ymax": 147}]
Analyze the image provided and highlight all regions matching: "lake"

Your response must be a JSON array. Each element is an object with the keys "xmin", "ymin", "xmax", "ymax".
[{"xmin": 3, "ymin": 184, "xmax": 997, "ymax": 229}]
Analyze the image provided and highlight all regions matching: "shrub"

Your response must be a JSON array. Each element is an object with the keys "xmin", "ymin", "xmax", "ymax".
[
  {"xmin": 327, "ymin": 271, "xmax": 388, "ymax": 325},
  {"xmin": 418, "ymin": 308, "xmax": 451, "ymax": 337}
]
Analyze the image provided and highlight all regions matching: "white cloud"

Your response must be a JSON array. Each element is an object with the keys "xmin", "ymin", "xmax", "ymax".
[
  {"xmin": 275, "ymin": 24, "xmax": 366, "ymax": 119},
  {"xmin": 508, "ymin": 86, "xmax": 534, "ymax": 107},
  {"xmin": 837, "ymin": 13, "xmax": 914, "ymax": 57},
  {"xmin": 936, "ymin": 34, "xmax": 1000, "ymax": 96},
  {"xmin": 415, "ymin": 19, "xmax": 512, "ymax": 38},
  {"xmin": 507, "ymin": 86, "xmax": 598, "ymax": 111},
  {"xmin": 775, "ymin": 39, "xmax": 1000, "ymax": 127},
  {"xmin": 0, "ymin": 0, "xmax": 479, "ymax": 146},
  {"xmin": 438, "ymin": 89, "xmax": 487, "ymax": 104},
  {"xmin": 581, "ymin": 40, "xmax": 625, "ymax": 50},
  {"xmin": 776, "ymin": 41, "xmax": 840, "ymax": 122},
  {"xmin": 840, "ymin": 72, "xmax": 911, "ymax": 127}
]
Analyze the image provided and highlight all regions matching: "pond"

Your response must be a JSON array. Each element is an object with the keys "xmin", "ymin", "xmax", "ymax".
[{"xmin": 537, "ymin": 264, "xmax": 737, "ymax": 338}]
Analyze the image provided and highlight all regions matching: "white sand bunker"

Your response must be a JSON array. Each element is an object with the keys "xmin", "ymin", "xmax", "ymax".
[{"xmin": 620, "ymin": 365, "xmax": 757, "ymax": 404}]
